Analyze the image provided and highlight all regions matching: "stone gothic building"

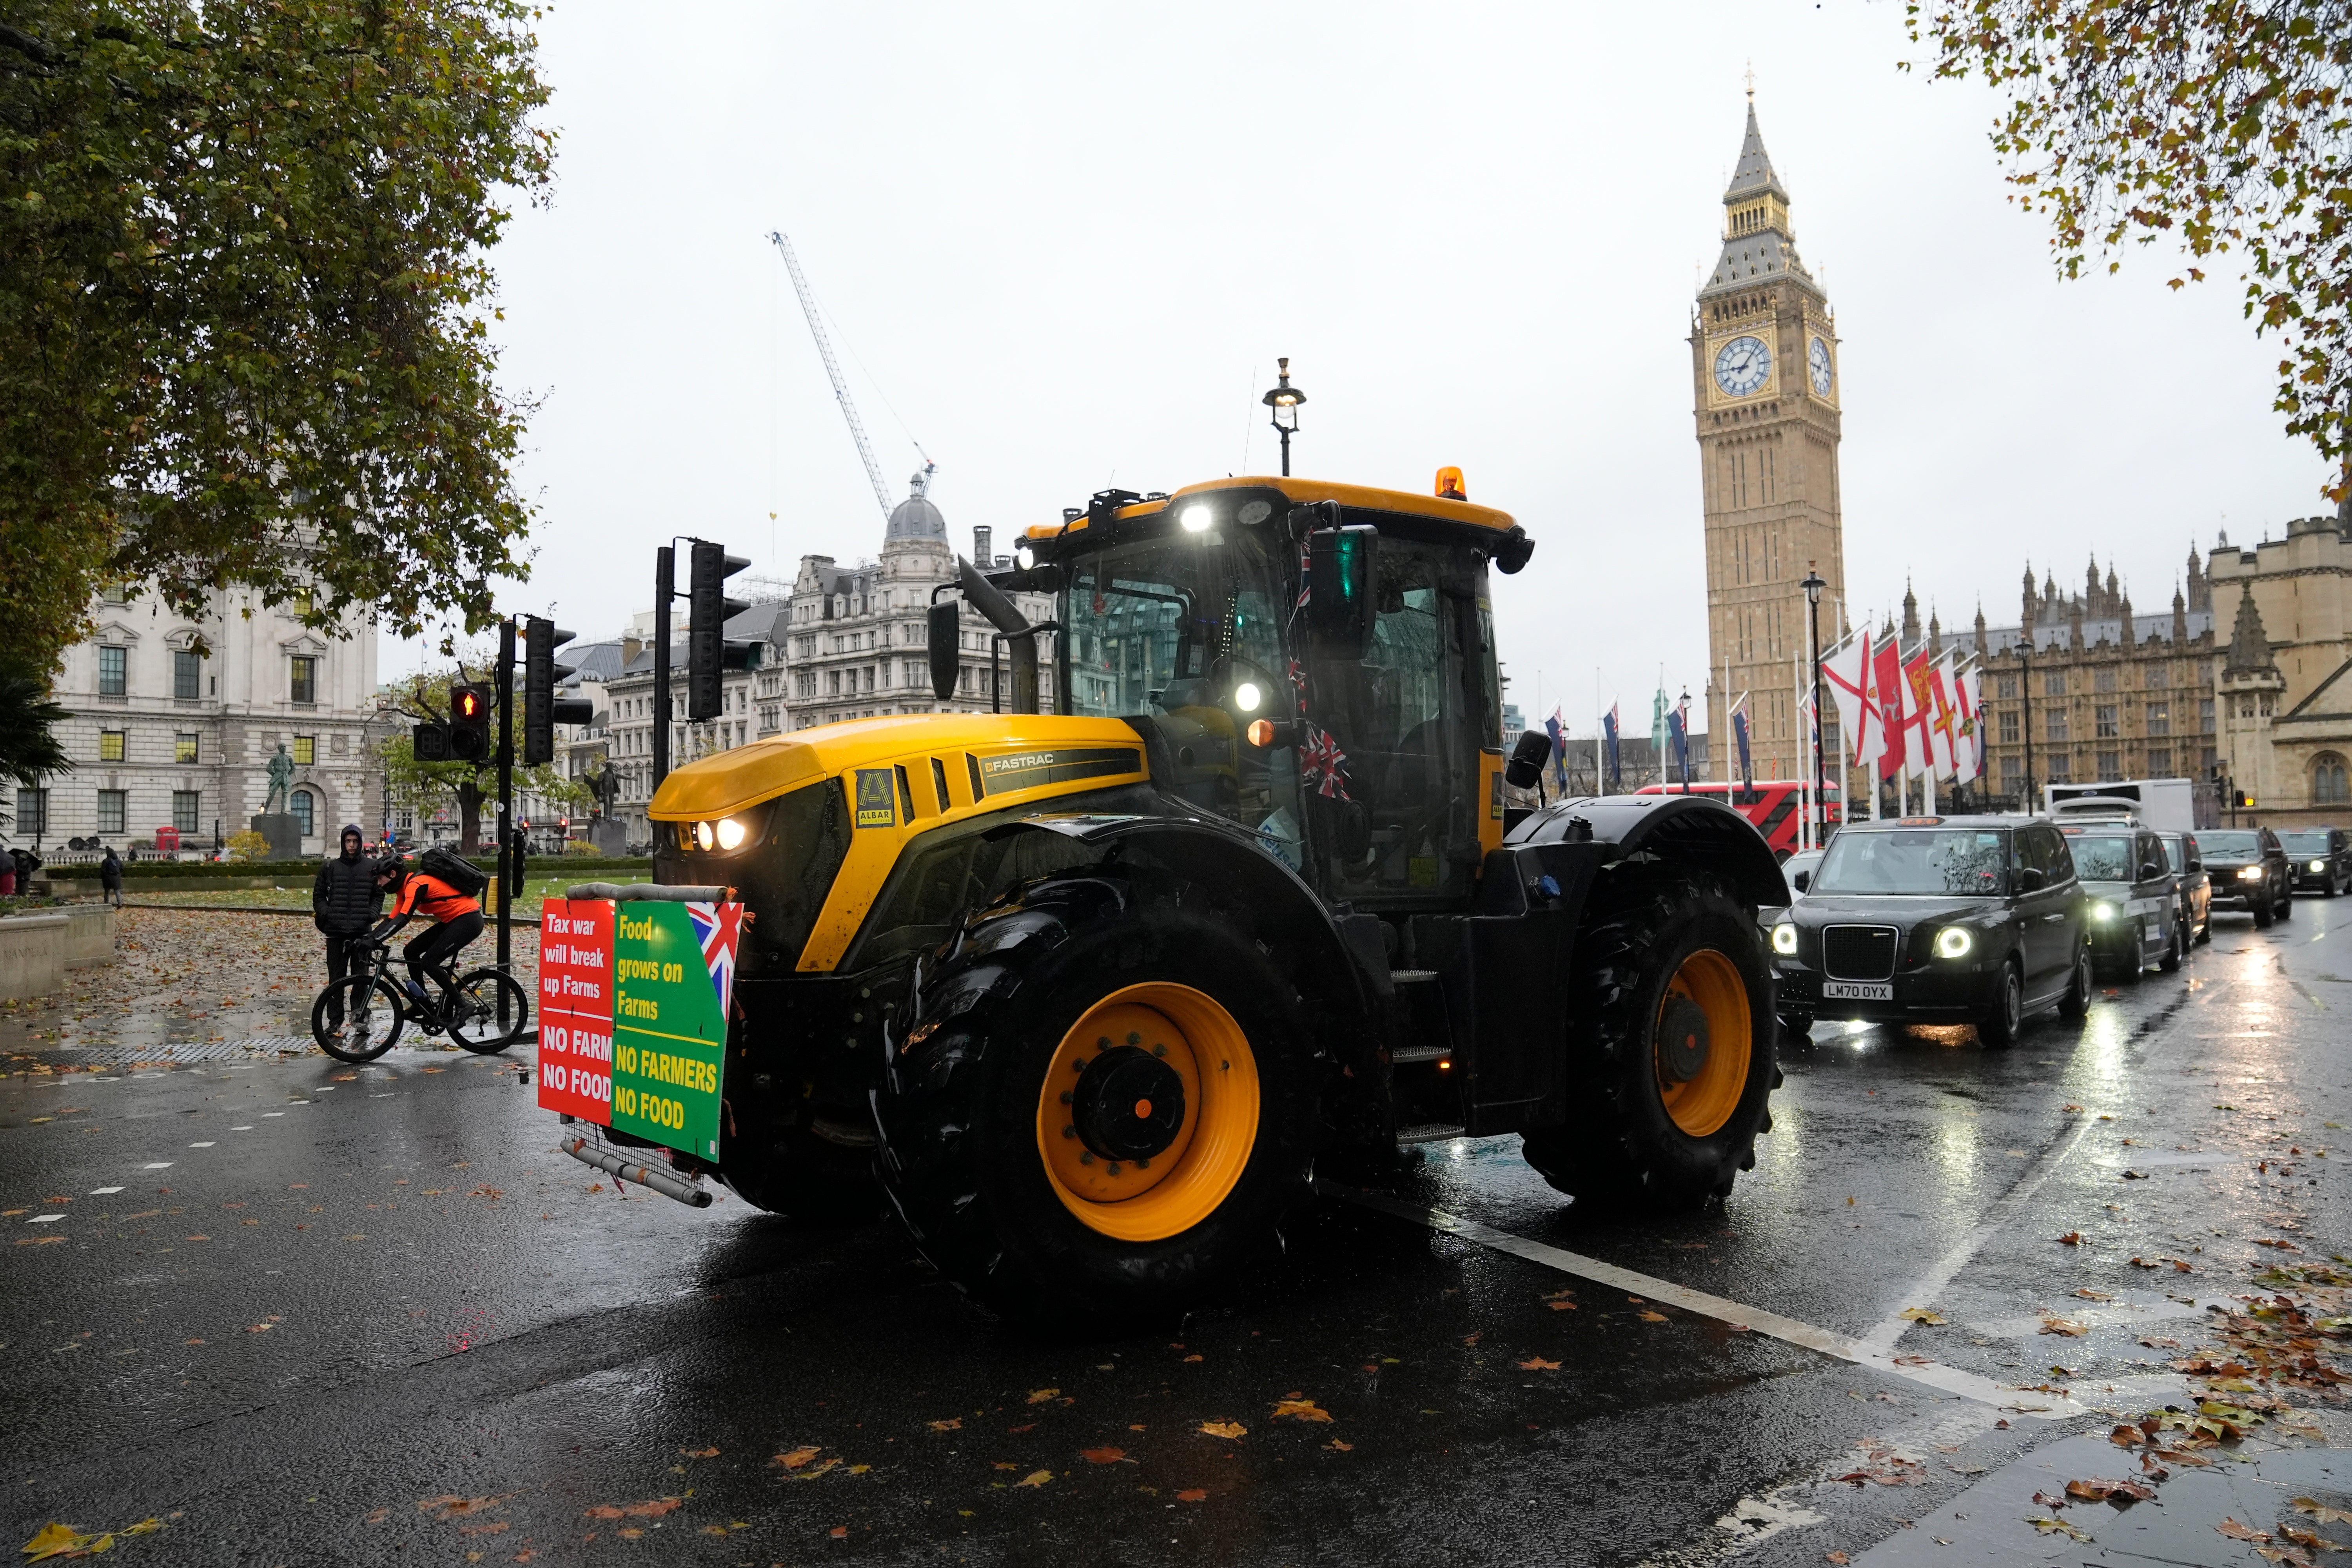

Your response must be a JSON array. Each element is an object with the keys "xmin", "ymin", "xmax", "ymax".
[{"xmin": 2208, "ymin": 510, "xmax": 2352, "ymax": 823}]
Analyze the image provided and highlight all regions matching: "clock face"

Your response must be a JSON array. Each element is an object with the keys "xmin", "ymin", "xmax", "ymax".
[
  {"xmin": 1808, "ymin": 336, "xmax": 1834, "ymax": 396},
  {"xmin": 1713, "ymin": 335, "xmax": 1771, "ymax": 397}
]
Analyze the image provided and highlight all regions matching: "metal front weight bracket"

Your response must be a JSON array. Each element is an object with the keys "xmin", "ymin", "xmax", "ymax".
[{"xmin": 561, "ymin": 1135, "xmax": 713, "ymax": 1209}]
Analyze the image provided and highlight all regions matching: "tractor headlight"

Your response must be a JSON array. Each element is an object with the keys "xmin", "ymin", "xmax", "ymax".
[
  {"xmin": 694, "ymin": 820, "xmax": 715, "ymax": 851},
  {"xmin": 1014, "ymin": 544, "xmax": 1036, "ymax": 571},
  {"xmin": 1771, "ymin": 922, "xmax": 1798, "ymax": 956},
  {"xmin": 1234, "ymin": 681, "xmax": 1263, "ymax": 713},
  {"xmin": 2311, "ymin": 860, "xmax": 2327, "ymax": 874},
  {"xmin": 715, "ymin": 817, "xmax": 749, "ymax": 851},
  {"xmin": 2239, "ymin": 865, "xmax": 2266, "ymax": 882},
  {"xmin": 1934, "ymin": 926, "xmax": 1974, "ymax": 959},
  {"xmin": 1180, "ymin": 503, "xmax": 1214, "ymax": 533},
  {"xmin": 2091, "ymin": 900, "xmax": 2116, "ymax": 922}
]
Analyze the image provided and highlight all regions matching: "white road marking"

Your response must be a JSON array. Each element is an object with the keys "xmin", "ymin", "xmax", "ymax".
[
  {"xmin": 88, "ymin": 1187, "xmax": 122, "ymax": 1196},
  {"xmin": 230, "ymin": 1125, "xmax": 254, "ymax": 1131},
  {"xmin": 263, "ymin": 1112, "xmax": 284, "ymax": 1118},
  {"xmin": 141, "ymin": 1162, "xmax": 171, "ymax": 1170},
  {"xmin": 188, "ymin": 1141, "xmax": 215, "ymax": 1148},
  {"xmin": 28, "ymin": 1214, "xmax": 64, "ymax": 1224},
  {"xmin": 1322, "ymin": 1183, "xmax": 2085, "ymax": 1419}
]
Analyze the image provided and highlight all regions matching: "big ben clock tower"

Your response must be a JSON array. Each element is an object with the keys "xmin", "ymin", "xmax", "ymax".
[{"xmin": 1693, "ymin": 91, "xmax": 1846, "ymax": 784}]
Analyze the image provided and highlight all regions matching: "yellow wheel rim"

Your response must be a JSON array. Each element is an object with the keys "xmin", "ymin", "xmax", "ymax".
[
  {"xmin": 1035, "ymin": 982, "xmax": 1259, "ymax": 1242},
  {"xmin": 1654, "ymin": 948, "xmax": 1752, "ymax": 1138}
]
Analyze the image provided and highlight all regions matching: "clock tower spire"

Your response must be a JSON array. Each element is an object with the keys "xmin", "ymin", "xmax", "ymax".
[{"xmin": 1692, "ymin": 92, "xmax": 1846, "ymax": 787}]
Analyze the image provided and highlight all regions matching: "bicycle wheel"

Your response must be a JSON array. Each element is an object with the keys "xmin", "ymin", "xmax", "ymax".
[
  {"xmin": 312, "ymin": 975, "xmax": 407, "ymax": 1063},
  {"xmin": 447, "ymin": 969, "xmax": 531, "ymax": 1054}
]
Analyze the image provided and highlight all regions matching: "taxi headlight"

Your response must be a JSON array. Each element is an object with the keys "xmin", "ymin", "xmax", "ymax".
[
  {"xmin": 1934, "ymin": 926, "xmax": 1973, "ymax": 959},
  {"xmin": 2239, "ymin": 865, "xmax": 2266, "ymax": 882},
  {"xmin": 715, "ymin": 816, "xmax": 748, "ymax": 851},
  {"xmin": 2091, "ymin": 900, "xmax": 2116, "ymax": 922},
  {"xmin": 694, "ymin": 820, "xmax": 715, "ymax": 851},
  {"xmin": 1771, "ymin": 922, "xmax": 1798, "ymax": 956},
  {"xmin": 2312, "ymin": 860, "xmax": 2327, "ymax": 874}
]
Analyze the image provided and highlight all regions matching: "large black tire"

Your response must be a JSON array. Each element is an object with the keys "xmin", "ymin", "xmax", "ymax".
[
  {"xmin": 1520, "ymin": 871, "xmax": 1776, "ymax": 1212},
  {"xmin": 1976, "ymin": 960, "xmax": 2024, "ymax": 1049},
  {"xmin": 2254, "ymin": 893, "xmax": 2276, "ymax": 929},
  {"xmin": 2278, "ymin": 885, "xmax": 2293, "ymax": 920},
  {"xmin": 2057, "ymin": 939, "xmax": 2094, "ymax": 1018},
  {"xmin": 872, "ymin": 873, "xmax": 1318, "ymax": 1320},
  {"xmin": 2158, "ymin": 918, "xmax": 2183, "ymax": 974},
  {"xmin": 721, "ymin": 1129, "xmax": 887, "ymax": 1225}
]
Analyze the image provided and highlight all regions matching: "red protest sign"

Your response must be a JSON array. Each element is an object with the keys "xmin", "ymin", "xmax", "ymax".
[{"xmin": 537, "ymin": 897, "xmax": 614, "ymax": 1123}]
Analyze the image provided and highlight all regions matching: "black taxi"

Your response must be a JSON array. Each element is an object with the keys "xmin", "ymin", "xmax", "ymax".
[
  {"xmin": 2059, "ymin": 821, "xmax": 2182, "ymax": 976},
  {"xmin": 1769, "ymin": 815, "xmax": 2092, "ymax": 1049}
]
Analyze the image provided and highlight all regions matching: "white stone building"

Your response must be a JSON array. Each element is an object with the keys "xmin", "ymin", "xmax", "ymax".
[{"xmin": 24, "ymin": 583, "xmax": 382, "ymax": 856}]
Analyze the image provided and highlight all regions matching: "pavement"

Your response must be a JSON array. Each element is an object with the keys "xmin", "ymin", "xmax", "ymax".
[{"xmin": 1, "ymin": 902, "xmax": 2348, "ymax": 1566}]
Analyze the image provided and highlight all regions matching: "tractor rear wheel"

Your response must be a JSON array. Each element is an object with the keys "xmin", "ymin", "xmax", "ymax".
[
  {"xmin": 1521, "ymin": 871, "xmax": 1776, "ymax": 1212},
  {"xmin": 873, "ymin": 874, "xmax": 1316, "ymax": 1319}
]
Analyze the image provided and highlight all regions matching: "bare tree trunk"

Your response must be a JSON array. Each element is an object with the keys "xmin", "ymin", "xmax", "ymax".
[{"xmin": 456, "ymin": 779, "xmax": 485, "ymax": 854}]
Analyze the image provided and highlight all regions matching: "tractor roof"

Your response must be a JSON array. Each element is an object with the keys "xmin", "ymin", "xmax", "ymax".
[{"xmin": 1023, "ymin": 475, "xmax": 1519, "ymax": 542}]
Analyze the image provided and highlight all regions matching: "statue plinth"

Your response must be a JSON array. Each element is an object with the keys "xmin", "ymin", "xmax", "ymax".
[{"xmin": 250, "ymin": 813, "xmax": 303, "ymax": 860}]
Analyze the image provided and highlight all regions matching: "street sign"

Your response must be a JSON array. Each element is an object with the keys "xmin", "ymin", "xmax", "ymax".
[{"xmin": 537, "ymin": 898, "xmax": 613, "ymax": 1122}]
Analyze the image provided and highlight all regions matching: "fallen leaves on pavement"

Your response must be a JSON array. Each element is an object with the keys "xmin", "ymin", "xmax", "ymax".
[
  {"xmin": 2063, "ymin": 1477, "xmax": 2156, "ymax": 1503},
  {"xmin": 417, "ymin": 1496, "xmax": 505, "ymax": 1521},
  {"xmin": 22, "ymin": 1518, "xmax": 162, "ymax": 1561},
  {"xmin": 1270, "ymin": 1396, "xmax": 1332, "ymax": 1423},
  {"xmin": 2055, "ymin": 1230, "xmax": 2083, "ymax": 1246},
  {"xmin": 1198, "ymin": 1421, "xmax": 1246, "ymax": 1440},
  {"xmin": 582, "ymin": 1498, "xmax": 682, "ymax": 1520},
  {"xmin": 774, "ymin": 1447, "xmax": 823, "ymax": 1470},
  {"xmin": 2027, "ymin": 1516, "xmax": 2091, "ymax": 1541},
  {"xmin": 1517, "ymin": 1357, "xmax": 1561, "ymax": 1371},
  {"xmin": 2038, "ymin": 1315, "xmax": 2090, "ymax": 1337},
  {"xmin": 1080, "ymin": 1447, "xmax": 1128, "ymax": 1465},
  {"xmin": 1013, "ymin": 1470, "xmax": 1051, "ymax": 1488}
]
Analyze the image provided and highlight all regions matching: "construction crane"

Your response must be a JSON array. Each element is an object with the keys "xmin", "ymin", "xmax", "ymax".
[{"xmin": 768, "ymin": 229, "xmax": 897, "ymax": 520}]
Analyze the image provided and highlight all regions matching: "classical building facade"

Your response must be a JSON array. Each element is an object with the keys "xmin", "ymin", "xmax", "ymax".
[
  {"xmin": 24, "ymin": 584, "xmax": 382, "ymax": 856},
  {"xmin": 1693, "ymin": 93, "xmax": 1847, "ymax": 782},
  {"xmin": 1954, "ymin": 550, "xmax": 2217, "ymax": 809},
  {"xmin": 2208, "ymin": 509, "xmax": 2352, "ymax": 825}
]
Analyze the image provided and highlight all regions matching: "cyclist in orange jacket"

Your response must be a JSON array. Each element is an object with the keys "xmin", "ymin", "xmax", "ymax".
[{"xmin": 365, "ymin": 860, "xmax": 485, "ymax": 1007}]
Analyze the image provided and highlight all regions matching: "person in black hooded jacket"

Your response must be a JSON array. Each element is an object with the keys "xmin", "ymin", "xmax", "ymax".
[{"xmin": 313, "ymin": 825, "xmax": 383, "ymax": 1026}]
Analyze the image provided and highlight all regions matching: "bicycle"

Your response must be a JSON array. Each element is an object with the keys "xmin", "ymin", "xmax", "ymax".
[{"xmin": 310, "ymin": 938, "xmax": 531, "ymax": 1063}]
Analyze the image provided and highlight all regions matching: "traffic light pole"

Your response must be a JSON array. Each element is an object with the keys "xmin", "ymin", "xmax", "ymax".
[
  {"xmin": 495, "ymin": 617, "xmax": 515, "ymax": 993},
  {"xmin": 653, "ymin": 546, "xmax": 673, "ymax": 795}
]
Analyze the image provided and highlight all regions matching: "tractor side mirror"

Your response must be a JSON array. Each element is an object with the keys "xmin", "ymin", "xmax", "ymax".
[
  {"xmin": 928, "ymin": 600, "xmax": 961, "ymax": 701},
  {"xmin": 1305, "ymin": 524, "xmax": 1379, "ymax": 659},
  {"xmin": 1504, "ymin": 729, "xmax": 1552, "ymax": 790}
]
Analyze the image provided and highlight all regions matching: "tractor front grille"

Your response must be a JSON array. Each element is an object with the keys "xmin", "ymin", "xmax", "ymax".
[{"xmin": 1821, "ymin": 925, "xmax": 1899, "ymax": 981}]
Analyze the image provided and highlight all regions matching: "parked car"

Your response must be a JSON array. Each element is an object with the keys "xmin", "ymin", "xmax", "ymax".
[
  {"xmin": 2160, "ymin": 831, "xmax": 2212, "ymax": 946},
  {"xmin": 2281, "ymin": 828, "xmax": 2352, "ymax": 897},
  {"xmin": 2197, "ymin": 826, "xmax": 2292, "ymax": 927},
  {"xmin": 2060, "ymin": 822, "xmax": 2182, "ymax": 976},
  {"xmin": 1767, "ymin": 815, "xmax": 2092, "ymax": 1049}
]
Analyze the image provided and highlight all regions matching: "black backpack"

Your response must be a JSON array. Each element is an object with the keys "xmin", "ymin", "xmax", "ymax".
[{"xmin": 417, "ymin": 845, "xmax": 490, "ymax": 899}]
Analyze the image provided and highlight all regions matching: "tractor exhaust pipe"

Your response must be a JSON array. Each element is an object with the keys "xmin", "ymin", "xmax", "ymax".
[
  {"xmin": 954, "ymin": 555, "xmax": 1041, "ymax": 715},
  {"xmin": 560, "ymin": 1134, "xmax": 713, "ymax": 1208}
]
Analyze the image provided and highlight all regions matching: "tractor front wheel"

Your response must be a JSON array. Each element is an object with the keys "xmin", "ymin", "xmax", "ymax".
[
  {"xmin": 873, "ymin": 877, "xmax": 1316, "ymax": 1319},
  {"xmin": 1521, "ymin": 871, "xmax": 1776, "ymax": 1212}
]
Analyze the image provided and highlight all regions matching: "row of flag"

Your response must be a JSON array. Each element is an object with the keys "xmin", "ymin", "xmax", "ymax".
[{"xmin": 1820, "ymin": 630, "xmax": 1984, "ymax": 786}]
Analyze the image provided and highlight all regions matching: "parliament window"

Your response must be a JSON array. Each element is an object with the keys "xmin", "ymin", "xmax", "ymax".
[
  {"xmin": 292, "ymin": 736, "xmax": 315, "ymax": 766},
  {"xmin": 2145, "ymin": 664, "xmax": 2169, "ymax": 689},
  {"xmin": 2316, "ymin": 753, "xmax": 2350, "ymax": 804},
  {"xmin": 2200, "ymin": 698, "xmax": 2216, "ymax": 733},
  {"xmin": 2096, "ymin": 706, "xmax": 2118, "ymax": 739},
  {"xmin": 289, "ymin": 655, "xmax": 318, "ymax": 705},
  {"xmin": 2046, "ymin": 755, "xmax": 2072, "ymax": 783},
  {"xmin": 2048, "ymin": 711, "xmax": 2069, "ymax": 742},
  {"xmin": 171, "ymin": 790, "xmax": 199, "ymax": 834},
  {"xmin": 2145, "ymin": 702, "xmax": 2169, "ymax": 736},
  {"xmin": 2147, "ymin": 749, "xmax": 2172, "ymax": 777},
  {"xmin": 1999, "ymin": 710, "xmax": 2020, "ymax": 744},
  {"xmin": 98, "ymin": 646, "xmax": 127, "ymax": 696},
  {"xmin": 98, "ymin": 730, "xmax": 124, "ymax": 762},
  {"xmin": 175, "ymin": 733, "xmax": 198, "ymax": 764},
  {"xmin": 1997, "ymin": 673, "xmax": 2020, "ymax": 699},
  {"xmin": 174, "ymin": 649, "xmax": 201, "ymax": 700},
  {"xmin": 2094, "ymin": 668, "xmax": 2117, "ymax": 692},
  {"xmin": 96, "ymin": 789, "xmax": 125, "ymax": 835},
  {"xmin": 2097, "ymin": 750, "xmax": 2120, "ymax": 777},
  {"xmin": 2044, "ymin": 671, "xmax": 2067, "ymax": 696}
]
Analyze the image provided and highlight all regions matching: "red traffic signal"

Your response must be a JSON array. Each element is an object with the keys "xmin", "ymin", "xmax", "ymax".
[{"xmin": 448, "ymin": 682, "xmax": 494, "ymax": 763}]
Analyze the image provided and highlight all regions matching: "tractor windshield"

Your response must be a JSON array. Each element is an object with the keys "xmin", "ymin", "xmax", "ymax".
[{"xmin": 1062, "ymin": 528, "xmax": 1304, "ymax": 858}]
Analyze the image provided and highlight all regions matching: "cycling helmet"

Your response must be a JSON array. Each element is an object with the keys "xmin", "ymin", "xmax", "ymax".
[{"xmin": 373, "ymin": 857, "xmax": 410, "ymax": 890}]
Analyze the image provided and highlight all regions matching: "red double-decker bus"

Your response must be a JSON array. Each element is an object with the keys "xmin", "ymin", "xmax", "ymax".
[{"xmin": 1632, "ymin": 779, "xmax": 1841, "ymax": 860}]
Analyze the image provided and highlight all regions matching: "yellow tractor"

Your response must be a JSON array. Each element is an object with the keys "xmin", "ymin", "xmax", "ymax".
[{"xmin": 643, "ymin": 475, "xmax": 1786, "ymax": 1316}]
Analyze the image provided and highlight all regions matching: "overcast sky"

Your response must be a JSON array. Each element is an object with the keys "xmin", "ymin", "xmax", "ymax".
[{"xmin": 386, "ymin": 1, "xmax": 2335, "ymax": 731}]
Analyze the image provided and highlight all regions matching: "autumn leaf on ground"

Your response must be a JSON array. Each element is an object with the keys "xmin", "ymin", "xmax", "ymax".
[
  {"xmin": 2038, "ymin": 1315, "xmax": 2089, "ymax": 1337},
  {"xmin": 22, "ymin": 1523, "xmax": 108, "ymax": 1562},
  {"xmin": 1199, "ymin": 1421, "xmax": 1247, "ymax": 1440},
  {"xmin": 1825, "ymin": 1554, "xmax": 1849, "ymax": 1565},
  {"xmin": 2295, "ymin": 1497, "xmax": 2352, "ymax": 1526},
  {"xmin": 2216, "ymin": 1517, "xmax": 2270, "ymax": 1543},
  {"xmin": 1271, "ymin": 1397, "xmax": 1333, "ymax": 1423},
  {"xmin": 1547, "ymin": 1299, "xmax": 1577, "ymax": 1311},
  {"xmin": 1081, "ymin": 1447, "xmax": 1129, "ymax": 1465},
  {"xmin": 582, "ymin": 1498, "xmax": 683, "ymax": 1519},
  {"xmin": 1026, "ymin": 1388, "xmax": 1059, "ymax": 1405},
  {"xmin": 2129, "ymin": 1256, "xmax": 2160, "ymax": 1269},
  {"xmin": 2073, "ymin": 1289, "xmax": 2114, "ymax": 1301},
  {"xmin": 2055, "ymin": 1231, "xmax": 2083, "ymax": 1246},
  {"xmin": 1517, "ymin": 1357, "xmax": 1561, "ymax": 1371},
  {"xmin": 679, "ymin": 1446, "xmax": 719, "ymax": 1458},
  {"xmin": 1899, "ymin": 1308, "xmax": 1945, "ymax": 1325},
  {"xmin": 1014, "ymin": 1470, "xmax": 1051, "ymax": 1488},
  {"xmin": 1637, "ymin": 1309, "xmax": 1669, "ymax": 1323},
  {"xmin": 787, "ymin": 1459, "xmax": 841, "ymax": 1481},
  {"xmin": 1176, "ymin": 1489, "xmax": 1208, "ymax": 1502},
  {"xmin": 1460, "ymin": 1332, "xmax": 1481, "ymax": 1345},
  {"xmin": 927, "ymin": 1419, "xmax": 962, "ymax": 1432},
  {"xmin": 2065, "ymin": 1477, "xmax": 2154, "ymax": 1503},
  {"xmin": 1326, "ymin": 1439, "xmax": 1354, "ymax": 1451},
  {"xmin": 2254, "ymin": 1238, "xmax": 2302, "ymax": 1250},
  {"xmin": 774, "ymin": 1447, "xmax": 822, "ymax": 1470},
  {"xmin": 417, "ymin": 1496, "xmax": 506, "ymax": 1522}
]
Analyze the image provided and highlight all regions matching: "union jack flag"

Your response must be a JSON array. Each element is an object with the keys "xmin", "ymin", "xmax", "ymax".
[
  {"xmin": 1300, "ymin": 723, "xmax": 1352, "ymax": 800},
  {"xmin": 1295, "ymin": 543, "xmax": 1312, "ymax": 612},
  {"xmin": 686, "ymin": 901, "xmax": 743, "ymax": 1016},
  {"xmin": 1287, "ymin": 658, "xmax": 1309, "ymax": 715}
]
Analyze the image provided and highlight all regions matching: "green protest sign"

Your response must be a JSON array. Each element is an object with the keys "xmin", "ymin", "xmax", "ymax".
[{"xmin": 609, "ymin": 900, "xmax": 735, "ymax": 1160}]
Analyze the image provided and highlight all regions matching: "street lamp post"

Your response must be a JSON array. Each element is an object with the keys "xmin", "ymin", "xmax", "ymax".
[
  {"xmin": 1262, "ymin": 358, "xmax": 1305, "ymax": 477},
  {"xmin": 1801, "ymin": 565, "xmax": 1828, "ymax": 846}
]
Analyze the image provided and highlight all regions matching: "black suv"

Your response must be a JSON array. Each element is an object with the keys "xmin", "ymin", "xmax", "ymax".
[
  {"xmin": 2198, "ymin": 826, "xmax": 2292, "ymax": 927},
  {"xmin": 2282, "ymin": 828, "xmax": 2352, "ymax": 897},
  {"xmin": 1768, "ymin": 815, "xmax": 2092, "ymax": 1049},
  {"xmin": 2060, "ymin": 822, "xmax": 2182, "ymax": 976}
]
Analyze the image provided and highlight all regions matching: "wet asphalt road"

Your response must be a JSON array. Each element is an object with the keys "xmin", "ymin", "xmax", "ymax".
[{"xmin": 3, "ymin": 902, "xmax": 2350, "ymax": 1567}]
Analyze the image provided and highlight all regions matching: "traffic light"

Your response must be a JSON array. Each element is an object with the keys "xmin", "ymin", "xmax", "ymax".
[
  {"xmin": 412, "ymin": 720, "xmax": 451, "ymax": 761},
  {"xmin": 449, "ymin": 683, "xmax": 494, "ymax": 764},
  {"xmin": 523, "ymin": 617, "xmax": 595, "ymax": 766},
  {"xmin": 687, "ymin": 539, "xmax": 756, "ymax": 721}
]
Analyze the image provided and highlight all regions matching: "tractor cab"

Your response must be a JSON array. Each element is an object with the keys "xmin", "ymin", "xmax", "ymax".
[{"xmin": 1010, "ymin": 476, "xmax": 1535, "ymax": 913}]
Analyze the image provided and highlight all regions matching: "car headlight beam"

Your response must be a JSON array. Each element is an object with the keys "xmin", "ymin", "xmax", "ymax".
[
  {"xmin": 1771, "ymin": 922, "xmax": 1798, "ymax": 956},
  {"xmin": 1934, "ymin": 926, "xmax": 1973, "ymax": 959},
  {"xmin": 2238, "ymin": 865, "xmax": 2266, "ymax": 882},
  {"xmin": 2312, "ymin": 860, "xmax": 2327, "ymax": 873},
  {"xmin": 2091, "ymin": 900, "xmax": 2116, "ymax": 922}
]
